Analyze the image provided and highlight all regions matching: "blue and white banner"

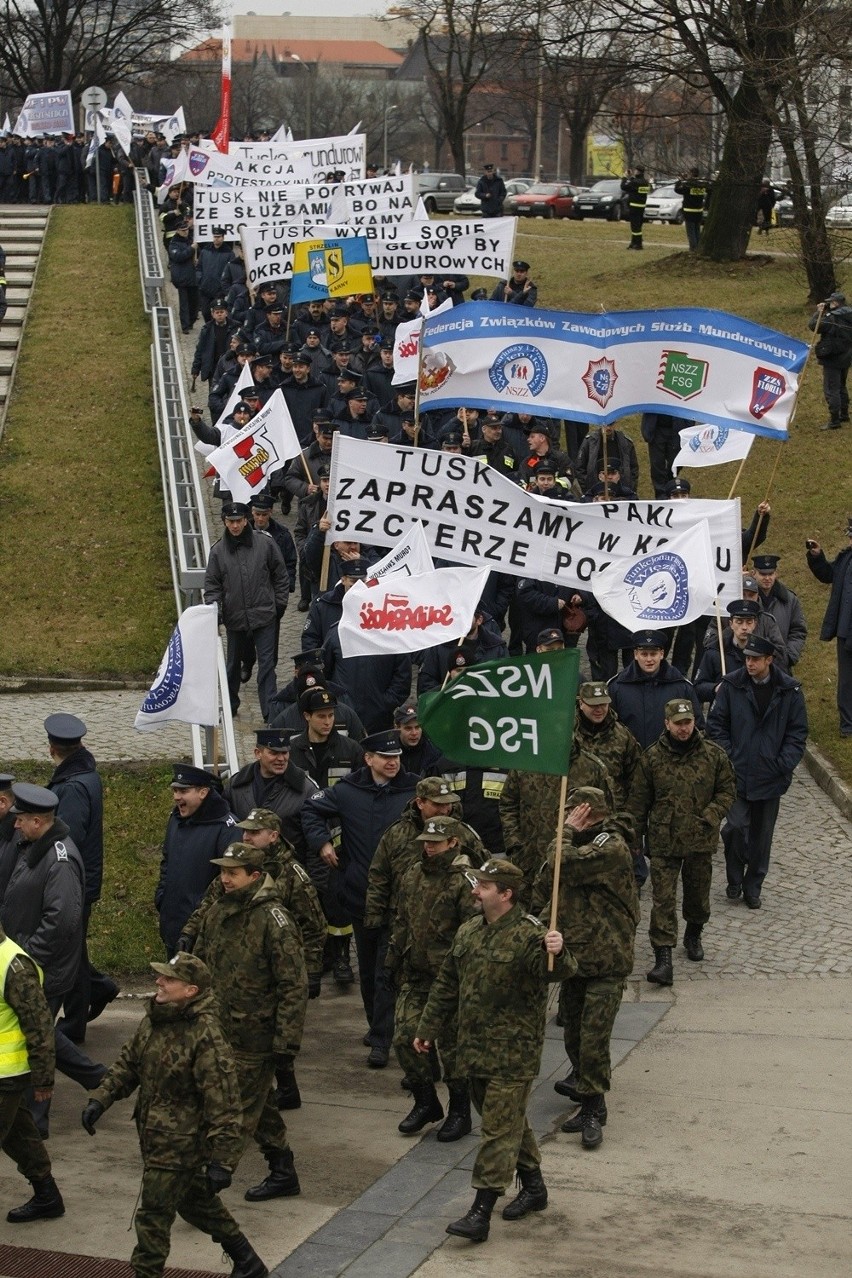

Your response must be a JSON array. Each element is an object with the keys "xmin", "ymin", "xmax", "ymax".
[
  {"xmin": 13, "ymin": 90, "xmax": 74, "ymax": 137},
  {"xmin": 673, "ymin": 421, "xmax": 754, "ymax": 469},
  {"xmin": 418, "ymin": 303, "xmax": 809, "ymax": 440},
  {"xmin": 135, "ymin": 605, "xmax": 219, "ymax": 730},
  {"xmin": 594, "ymin": 519, "xmax": 716, "ymax": 632}
]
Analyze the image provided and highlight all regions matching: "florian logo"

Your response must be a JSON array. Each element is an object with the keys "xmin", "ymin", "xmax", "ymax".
[
  {"xmin": 139, "ymin": 628, "xmax": 184, "ymax": 714},
  {"xmin": 688, "ymin": 424, "xmax": 730, "ymax": 454},
  {"xmin": 582, "ymin": 357, "xmax": 618, "ymax": 408},
  {"xmin": 189, "ymin": 150, "xmax": 209, "ymax": 177},
  {"xmin": 488, "ymin": 344, "xmax": 548, "ymax": 399},
  {"xmin": 750, "ymin": 367, "xmax": 785, "ymax": 419},
  {"xmin": 623, "ymin": 552, "xmax": 690, "ymax": 622},
  {"xmin": 657, "ymin": 349, "xmax": 709, "ymax": 401}
]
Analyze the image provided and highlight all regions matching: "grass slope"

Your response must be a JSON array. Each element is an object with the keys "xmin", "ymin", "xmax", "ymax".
[{"xmin": 0, "ymin": 205, "xmax": 175, "ymax": 679}]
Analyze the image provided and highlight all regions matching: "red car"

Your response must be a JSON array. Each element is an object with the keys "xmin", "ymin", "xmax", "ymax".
[{"xmin": 514, "ymin": 182, "xmax": 578, "ymax": 218}]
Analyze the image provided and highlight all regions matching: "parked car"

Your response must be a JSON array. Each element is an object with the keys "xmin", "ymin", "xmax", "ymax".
[
  {"xmin": 453, "ymin": 178, "xmax": 532, "ymax": 215},
  {"xmin": 416, "ymin": 172, "xmax": 467, "ymax": 214},
  {"xmin": 826, "ymin": 193, "xmax": 852, "ymax": 228},
  {"xmin": 514, "ymin": 182, "xmax": 579, "ymax": 218},
  {"xmin": 644, "ymin": 185, "xmax": 684, "ymax": 224},
  {"xmin": 571, "ymin": 178, "xmax": 633, "ymax": 221}
]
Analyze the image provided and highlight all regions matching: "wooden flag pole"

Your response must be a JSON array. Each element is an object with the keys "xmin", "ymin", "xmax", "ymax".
[
  {"xmin": 412, "ymin": 322, "xmax": 426, "ymax": 448},
  {"xmin": 715, "ymin": 598, "xmax": 727, "ymax": 677},
  {"xmin": 547, "ymin": 773, "xmax": 569, "ymax": 972},
  {"xmin": 727, "ymin": 453, "xmax": 749, "ymax": 500},
  {"xmin": 745, "ymin": 442, "xmax": 784, "ymax": 564}
]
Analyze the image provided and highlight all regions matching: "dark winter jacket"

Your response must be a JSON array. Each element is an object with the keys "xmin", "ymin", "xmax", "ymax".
[
  {"xmin": 807, "ymin": 545, "xmax": 852, "ymax": 648},
  {"xmin": 224, "ymin": 761, "xmax": 317, "ymax": 860},
  {"xmin": 417, "ymin": 615, "xmax": 508, "ymax": 694},
  {"xmin": 706, "ymin": 665, "xmax": 808, "ymax": 800},
  {"xmin": 155, "ymin": 791, "xmax": 237, "ymax": 955},
  {"xmin": 47, "ymin": 747, "xmax": 103, "ymax": 904},
  {"xmin": 607, "ymin": 659, "xmax": 704, "ymax": 749},
  {"xmin": 322, "ymin": 627, "xmax": 413, "ymax": 734},
  {"xmin": 203, "ymin": 527, "xmax": 289, "ymax": 631}
]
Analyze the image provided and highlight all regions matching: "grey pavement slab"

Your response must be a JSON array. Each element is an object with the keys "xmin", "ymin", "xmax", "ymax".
[{"xmin": 0, "ymin": 689, "xmax": 192, "ymax": 761}]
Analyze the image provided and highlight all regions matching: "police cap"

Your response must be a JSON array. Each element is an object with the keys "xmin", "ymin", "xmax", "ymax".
[
  {"xmin": 10, "ymin": 783, "xmax": 59, "ymax": 815},
  {"xmin": 664, "ymin": 477, "xmax": 691, "ymax": 496},
  {"xmin": 535, "ymin": 458, "xmax": 558, "ymax": 475},
  {"xmin": 664, "ymin": 699, "xmax": 695, "ymax": 722},
  {"xmin": 632, "ymin": 630, "xmax": 667, "ymax": 650},
  {"xmin": 250, "ymin": 493, "xmax": 274, "ymax": 510},
  {"xmin": 0, "ymin": 774, "xmax": 14, "ymax": 793},
  {"xmin": 300, "ymin": 687, "xmax": 337, "ymax": 713},
  {"xmin": 236, "ymin": 808, "xmax": 281, "ymax": 831},
  {"xmin": 752, "ymin": 554, "xmax": 780, "ymax": 572},
  {"xmin": 339, "ymin": 557, "xmax": 370, "ymax": 580},
  {"xmin": 513, "ymin": 260, "xmax": 530, "ymax": 271},
  {"xmin": 44, "ymin": 713, "xmax": 87, "ymax": 744},
  {"xmin": 362, "ymin": 730, "xmax": 402, "ymax": 756},
  {"xmin": 251, "ymin": 353, "xmax": 275, "ymax": 368},
  {"xmin": 292, "ymin": 648, "xmax": 324, "ymax": 668},
  {"xmin": 367, "ymin": 422, "xmax": 389, "ymax": 440},
  {"xmin": 742, "ymin": 635, "xmax": 775, "ymax": 657},
  {"xmin": 210, "ymin": 841, "xmax": 265, "ymax": 869},
  {"xmin": 255, "ymin": 729, "xmax": 291, "ymax": 751},
  {"xmin": 292, "ymin": 350, "xmax": 313, "ymax": 365},
  {"xmin": 727, "ymin": 599, "xmax": 760, "ymax": 618},
  {"xmin": 222, "ymin": 502, "xmax": 250, "ymax": 519},
  {"xmin": 170, "ymin": 764, "xmax": 216, "ymax": 790},
  {"xmin": 150, "ymin": 953, "xmax": 211, "ymax": 992}
]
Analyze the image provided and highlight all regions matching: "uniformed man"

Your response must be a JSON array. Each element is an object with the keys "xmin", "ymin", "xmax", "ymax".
[
  {"xmin": 194, "ymin": 843, "xmax": 308, "ymax": 1206},
  {"xmin": 414, "ymin": 860, "xmax": 572, "ymax": 1242},
  {"xmin": 572, "ymin": 682, "xmax": 642, "ymax": 808},
  {"xmin": 751, "ymin": 554, "xmax": 807, "ymax": 666},
  {"xmin": 531, "ymin": 788, "xmax": 638, "ymax": 1148},
  {"xmin": 0, "ymin": 921, "xmax": 64, "ymax": 1225},
  {"xmin": 695, "ymin": 599, "xmax": 761, "ymax": 705},
  {"xmin": 387, "ymin": 816, "xmax": 479, "ymax": 1141},
  {"xmin": 674, "ymin": 168, "xmax": 709, "ymax": 250},
  {"xmin": 621, "ymin": 165, "xmax": 650, "ymax": 249},
  {"xmin": 225, "ymin": 729, "xmax": 318, "ymax": 863},
  {"xmin": 81, "ymin": 953, "xmax": 268, "ymax": 1278},
  {"xmin": 629, "ymin": 700, "xmax": 735, "ymax": 984},
  {"xmin": 393, "ymin": 703, "xmax": 442, "ymax": 777}
]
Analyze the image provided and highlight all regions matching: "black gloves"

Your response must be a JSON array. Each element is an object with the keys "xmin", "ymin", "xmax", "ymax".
[
  {"xmin": 82, "ymin": 1099, "xmax": 104, "ymax": 1135},
  {"xmin": 175, "ymin": 935, "xmax": 194, "ymax": 953},
  {"xmin": 206, "ymin": 1161, "xmax": 232, "ymax": 1194},
  {"xmin": 307, "ymin": 971, "xmax": 321, "ymax": 999}
]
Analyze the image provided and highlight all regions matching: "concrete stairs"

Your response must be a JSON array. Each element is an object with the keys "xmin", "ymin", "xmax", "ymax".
[{"xmin": 0, "ymin": 204, "xmax": 50, "ymax": 429}]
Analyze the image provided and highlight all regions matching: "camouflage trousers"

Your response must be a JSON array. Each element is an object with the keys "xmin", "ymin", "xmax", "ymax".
[
  {"xmin": 0, "ymin": 1088, "xmax": 50, "ymax": 1182},
  {"xmin": 131, "ymin": 1166, "xmax": 241, "ymax": 1278},
  {"xmin": 233, "ymin": 1051, "xmax": 289, "ymax": 1161},
  {"xmin": 649, "ymin": 854, "xmax": 712, "ymax": 948},
  {"xmin": 468, "ymin": 1076, "xmax": 538, "ymax": 1193},
  {"xmin": 393, "ymin": 982, "xmax": 459, "ymax": 1084},
  {"xmin": 559, "ymin": 975, "xmax": 625, "ymax": 1096}
]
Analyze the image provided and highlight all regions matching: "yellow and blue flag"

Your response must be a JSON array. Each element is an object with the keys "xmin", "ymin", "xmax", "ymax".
[{"xmin": 291, "ymin": 236, "xmax": 373, "ymax": 304}]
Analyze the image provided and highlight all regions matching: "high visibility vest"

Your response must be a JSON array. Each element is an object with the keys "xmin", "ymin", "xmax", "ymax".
[{"xmin": 0, "ymin": 937, "xmax": 42, "ymax": 1079}]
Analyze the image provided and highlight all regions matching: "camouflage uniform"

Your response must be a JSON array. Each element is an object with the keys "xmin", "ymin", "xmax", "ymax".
[
  {"xmin": 531, "ymin": 817, "xmax": 638, "ymax": 1095},
  {"xmin": 387, "ymin": 848, "xmax": 478, "ymax": 1085},
  {"xmin": 573, "ymin": 709, "xmax": 642, "ymax": 807},
  {"xmin": 180, "ymin": 836, "xmax": 326, "ymax": 977},
  {"xmin": 364, "ymin": 800, "xmax": 485, "ymax": 930},
  {"xmin": 629, "ymin": 731, "xmax": 736, "ymax": 946},
  {"xmin": 499, "ymin": 741, "xmax": 616, "ymax": 888},
  {"xmin": 194, "ymin": 874, "xmax": 308, "ymax": 1162},
  {"xmin": 417, "ymin": 903, "xmax": 574, "ymax": 1192},
  {"xmin": 0, "ymin": 946, "xmax": 55, "ymax": 1186},
  {"xmin": 90, "ymin": 989, "xmax": 245, "ymax": 1278}
]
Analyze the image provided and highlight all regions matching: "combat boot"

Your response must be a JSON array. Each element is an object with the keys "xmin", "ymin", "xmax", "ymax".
[
  {"xmin": 560, "ymin": 1094, "xmax": 607, "ymax": 1148},
  {"xmin": 332, "ymin": 935, "xmax": 354, "ymax": 986},
  {"xmin": 398, "ymin": 1082, "xmax": 443, "ymax": 1135},
  {"xmin": 436, "ymin": 1083, "xmax": 471, "ymax": 1142},
  {"xmin": 553, "ymin": 1066, "xmax": 581, "ymax": 1100},
  {"xmin": 6, "ymin": 1175, "xmax": 65, "ymax": 1223},
  {"xmin": 683, "ymin": 924, "xmax": 705, "ymax": 962},
  {"xmin": 445, "ymin": 1189, "xmax": 498, "ymax": 1242},
  {"xmin": 221, "ymin": 1233, "xmax": 269, "ymax": 1278},
  {"xmin": 647, "ymin": 945, "xmax": 673, "ymax": 985},
  {"xmin": 501, "ymin": 1166, "xmax": 548, "ymax": 1220},
  {"xmin": 244, "ymin": 1148, "xmax": 300, "ymax": 1201}
]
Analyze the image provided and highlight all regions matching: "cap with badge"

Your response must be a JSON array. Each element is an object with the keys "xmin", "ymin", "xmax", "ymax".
[
  {"xmin": 10, "ymin": 783, "xmax": 59, "ymax": 815},
  {"xmin": 416, "ymin": 816, "xmax": 461, "ymax": 842},
  {"xmin": 513, "ymin": 260, "xmax": 530, "ymax": 271},
  {"xmin": 664, "ymin": 699, "xmax": 695, "ymax": 722},
  {"xmin": 578, "ymin": 681, "xmax": 611, "ymax": 705},
  {"xmin": 255, "ymin": 729, "xmax": 291, "ymax": 751},
  {"xmin": 44, "ymin": 713, "xmax": 87, "ymax": 744},
  {"xmin": 664, "ymin": 477, "xmax": 691, "ymax": 496},
  {"xmin": 448, "ymin": 649, "xmax": 470, "ymax": 671},
  {"xmin": 250, "ymin": 493, "xmax": 274, "ymax": 510},
  {"xmin": 339, "ymin": 557, "xmax": 370, "ymax": 580},
  {"xmin": 236, "ymin": 808, "xmax": 281, "ymax": 832},
  {"xmin": 222, "ymin": 502, "xmax": 250, "ymax": 519},
  {"xmin": 150, "ymin": 953, "xmax": 211, "ymax": 992},
  {"xmin": 0, "ymin": 774, "xmax": 15, "ymax": 793},
  {"xmin": 416, "ymin": 777, "xmax": 460, "ymax": 802},
  {"xmin": 367, "ymin": 422, "xmax": 389, "ymax": 440},
  {"xmin": 292, "ymin": 647, "xmax": 325, "ymax": 669},
  {"xmin": 394, "ymin": 704, "xmax": 419, "ymax": 726},
  {"xmin": 292, "ymin": 350, "xmax": 313, "ymax": 366},
  {"xmin": 752, "ymin": 555, "xmax": 780, "ymax": 572},
  {"xmin": 536, "ymin": 627, "xmax": 564, "ymax": 648},
  {"xmin": 742, "ymin": 635, "xmax": 775, "ymax": 658},
  {"xmin": 567, "ymin": 785, "xmax": 609, "ymax": 810},
  {"xmin": 210, "ymin": 841, "xmax": 266, "ymax": 869},
  {"xmin": 361, "ymin": 730, "xmax": 402, "ymax": 756},
  {"xmin": 473, "ymin": 857, "xmax": 524, "ymax": 884},
  {"xmin": 632, "ymin": 630, "xmax": 667, "ymax": 650},
  {"xmin": 727, "ymin": 599, "xmax": 760, "ymax": 618},
  {"xmin": 170, "ymin": 764, "xmax": 216, "ymax": 790},
  {"xmin": 299, "ymin": 687, "xmax": 337, "ymax": 713},
  {"xmin": 741, "ymin": 575, "xmax": 760, "ymax": 594}
]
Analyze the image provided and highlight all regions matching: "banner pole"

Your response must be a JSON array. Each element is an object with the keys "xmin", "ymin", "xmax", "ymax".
[
  {"xmin": 602, "ymin": 426, "xmax": 609, "ymax": 499},
  {"xmin": 412, "ymin": 322, "xmax": 426, "ymax": 448},
  {"xmin": 547, "ymin": 773, "xmax": 569, "ymax": 972},
  {"xmin": 715, "ymin": 598, "xmax": 727, "ymax": 677},
  {"xmin": 745, "ymin": 441, "xmax": 784, "ymax": 564},
  {"xmin": 726, "ymin": 453, "xmax": 749, "ymax": 500}
]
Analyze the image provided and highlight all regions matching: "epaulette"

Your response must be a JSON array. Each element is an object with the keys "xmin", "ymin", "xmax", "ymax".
[
  {"xmin": 269, "ymin": 905, "xmax": 290, "ymax": 929},
  {"xmin": 54, "ymin": 840, "xmax": 69, "ymax": 862},
  {"xmin": 524, "ymin": 912, "xmax": 546, "ymax": 928},
  {"xmin": 292, "ymin": 862, "xmax": 310, "ymax": 883},
  {"xmin": 593, "ymin": 832, "xmax": 611, "ymax": 846}
]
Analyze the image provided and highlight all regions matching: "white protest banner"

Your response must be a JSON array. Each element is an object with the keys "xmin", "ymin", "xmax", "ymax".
[
  {"xmin": 187, "ymin": 144, "xmax": 315, "ymax": 189},
  {"xmin": 339, "ymin": 566, "xmax": 490, "ymax": 658},
  {"xmin": 1, "ymin": 113, "xmax": 10, "ymax": 136},
  {"xmin": 673, "ymin": 421, "xmax": 755, "ymax": 469},
  {"xmin": 206, "ymin": 390, "xmax": 301, "ymax": 501},
  {"xmin": 135, "ymin": 604, "xmax": 219, "ymax": 730},
  {"xmin": 190, "ymin": 134, "xmax": 366, "ymax": 186},
  {"xmin": 419, "ymin": 302, "xmax": 808, "ymax": 440},
  {"xmin": 193, "ymin": 173, "xmax": 415, "ymax": 239},
  {"xmin": 230, "ymin": 133, "xmax": 366, "ymax": 179},
  {"xmin": 367, "ymin": 522, "xmax": 434, "ymax": 580},
  {"xmin": 156, "ymin": 148, "xmax": 189, "ymax": 201},
  {"xmin": 241, "ymin": 222, "xmax": 355, "ymax": 286},
  {"xmin": 102, "ymin": 106, "xmax": 132, "ymax": 158},
  {"xmin": 327, "ymin": 438, "xmax": 743, "ymax": 602},
  {"xmin": 593, "ymin": 519, "xmax": 717, "ymax": 632},
  {"xmin": 367, "ymin": 219, "xmax": 515, "ymax": 280},
  {"xmin": 14, "ymin": 90, "xmax": 74, "ymax": 136},
  {"xmin": 195, "ymin": 363, "xmax": 256, "ymax": 460},
  {"xmin": 271, "ymin": 124, "xmax": 293, "ymax": 143},
  {"xmin": 392, "ymin": 299, "xmax": 454, "ymax": 385}
]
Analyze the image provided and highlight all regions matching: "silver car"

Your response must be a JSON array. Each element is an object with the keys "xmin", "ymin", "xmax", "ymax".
[
  {"xmin": 453, "ymin": 178, "xmax": 532, "ymax": 215},
  {"xmin": 826, "ymin": 194, "xmax": 852, "ymax": 228}
]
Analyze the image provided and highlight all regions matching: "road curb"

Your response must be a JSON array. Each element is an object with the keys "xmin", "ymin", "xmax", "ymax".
[{"xmin": 803, "ymin": 741, "xmax": 852, "ymax": 822}]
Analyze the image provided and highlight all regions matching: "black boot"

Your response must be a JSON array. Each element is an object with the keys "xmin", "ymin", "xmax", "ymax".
[
  {"xmin": 553, "ymin": 1066, "xmax": 580, "ymax": 1100},
  {"xmin": 501, "ymin": 1166, "xmax": 548, "ymax": 1220},
  {"xmin": 647, "ymin": 945, "xmax": 673, "ymax": 985},
  {"xmin": 446, "ymin": 1189, "xmax": 498, "ymax": 1242},
  {"xmin": 436, "ymin": 1083, "xmax": 472, "ymax": 1142},
  {"xmin": 683, "ymin": 924, "xmax": 705, "ymax": 962},
  {"xmin": 398, "ymin": 1082, "xmax": 443, "ymax": 1135},
  {"xmin": 275, "ymin": 1060, "xmax": 301, "ymax": 1109},
  {"xmin": 332, "ymin": 935, "xmax": 354, "ymax": 986},
  {"xmin": 244, "ymin": 1148, "xmax": 301, "ymax": 1201},
  {"xmin": 560, "ymin": 1094, "xmax": 606, "ymax": 1148},
  {"xmin": 221, "ymin": 1232, "xmax": 269, "ymax": 1278},
  {"xmin": 6, "ymin": 1175, "xmax": 65, "ymax": 1223}
]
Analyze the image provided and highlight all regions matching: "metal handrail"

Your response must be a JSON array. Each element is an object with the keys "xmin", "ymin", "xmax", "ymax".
[{"xmin": 133, "ymin": 172, "xmax": 165, "ymax": 311}]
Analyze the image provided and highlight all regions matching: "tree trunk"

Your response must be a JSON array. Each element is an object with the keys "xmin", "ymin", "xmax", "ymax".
[
  {"xmin": 699, "ymin": 71, "xmax": 772, "ymax": 261},
  {"xmin": 568, "ymin": 131, "xmax": 586, "ymax": 185}
]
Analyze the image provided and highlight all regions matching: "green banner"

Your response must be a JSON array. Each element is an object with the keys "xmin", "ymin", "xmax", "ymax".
[{"xmin": 418, "ymin": 649, "xmax": 580, "ymax": 776}]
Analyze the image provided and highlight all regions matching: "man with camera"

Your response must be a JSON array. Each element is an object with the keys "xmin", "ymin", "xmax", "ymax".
[{"xmin": 808, "ymin": 291, "xmax": 852, "ymax": 431}]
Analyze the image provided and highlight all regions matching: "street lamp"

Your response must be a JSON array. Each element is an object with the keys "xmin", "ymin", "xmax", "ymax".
[
  {"xmin": 291, "ymin": 54, "xmax": 312, "ymax": 138},
  {"xmin": 383, "ymin": 103, "xmax": 398, "ymax": 172}
]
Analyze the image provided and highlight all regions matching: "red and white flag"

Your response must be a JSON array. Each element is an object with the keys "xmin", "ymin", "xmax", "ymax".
[
  {"xmin": 206, "ymin": 389, "xmax": 301, "ymax": 501},
  {"xmin": 211, "ymin": 23, "xmax": 232, "ymax": 153},
  {"xmin": 392, "ymin": 297, "xmax": 453, "ymax": 385},
  {"xmin": 338, "ymin": 565, "xmax": 490, "ymax": 658}
]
